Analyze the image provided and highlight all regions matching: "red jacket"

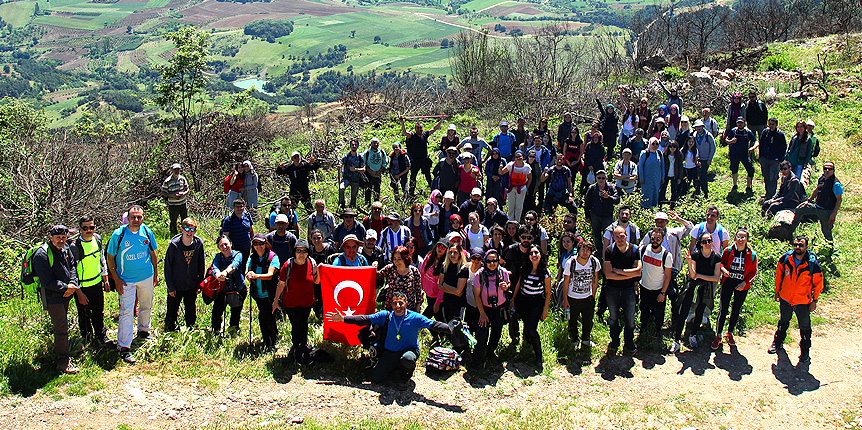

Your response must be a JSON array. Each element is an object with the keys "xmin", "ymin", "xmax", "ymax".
[
  {"xmin": 720, "ymin": 246, "xmax": 758, "ymax": 290},
  {"xmin": 223, "ymin": 173, "xmax": 243, "ymax": 193},
  {"xmin": 775, "ymin": 250, "xmax": 824, "ymax": 306}
]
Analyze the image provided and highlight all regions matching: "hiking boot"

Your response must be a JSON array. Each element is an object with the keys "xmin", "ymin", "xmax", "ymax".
[
  {"xmin": 745, "ymin": 187, "xmax": 753, "ymax": 194},
  {"xmin": 724, "ymin": 332, "xmax": 736, "ymax": 346},
  {"xmin": 688, "ymin": 335, "xmax": 699, "ymax": 349},
  {"xmin": 670, "ymin": 340, "xmax": 682, "ymax": 353},
  {"xmin": 711, "ymin": 336, "xmax": 722, "ymax": 350},
  {"xmin": 119, "ymin": 348, "xmax": 136, "ymax": 364},
  {"xmin": 607, "ymin": 340, "xmax": 620, "ymax": 351},
  {"xmin": 799, "ymin": 353, "xmax": 811, "ymax": 364},
  {"xmin": 767, "ymin": 342, "xmax": 782, "ymax": 354},
  {"xmin": 623, "ymin": 345, "xmax": 638, "ymax": 356},
  {"xmin": 136, "ymin": 330, "xmax": 150, "ymax": 340},
  {"xmin": 581, "ymin": 340, "xmax": 596, "ymax": 348}
]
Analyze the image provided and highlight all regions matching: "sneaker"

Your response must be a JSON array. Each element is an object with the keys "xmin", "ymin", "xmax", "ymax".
[
  {"xmin": 136, "ymin": 330, "xmax": 150, "ymax": 340},
  {"xmin": 670, "ymin": 340, "xmax": 682, "ymax": 353},
  {"xmin": 58, "ymin": 361, "xmax": 79, "ymax": 374},
  {"xmin": 623, "ymin": 345, "xmax": 638, "ymax": 355},
  {"xmin": 724, "ymin": 332, "xmax": 736, "ymax": 346},
  {"xmin": 711, "ymin": 336, "xmax": 722, "ymax": 350},
  {"xmin": 688, "ymin": 335, "xmax": 699, "ymax": 349},
  {"xmin": 581, "ymin": 340, "xmax": 596, "ymax": 348},
  {"xmin": 745, "ymin": 187, "xmax": 753, "ymax": 194},
  {"xmin": 119, "ymin": 348, "xmax": 136, "ymax": 364},
  {"xmin": 767, "ymin": 342, "xmax": 782, "ymax": 354}
]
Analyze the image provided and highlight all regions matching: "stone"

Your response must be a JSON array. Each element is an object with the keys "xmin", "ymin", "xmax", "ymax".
[
  {"xmin": 715, "ymin": 79, "xmax": 732, "ymax": 88},
  {"xmin": 700, "ymin": 66, "xmax": 710, "ymax": 73},
  {"xmin": 688, "ymin": 72, "xmax": 712, "ymax": 87},
  {"xmin": 724, "ymin": 68, "xmax": 736, "ymax": 79}
]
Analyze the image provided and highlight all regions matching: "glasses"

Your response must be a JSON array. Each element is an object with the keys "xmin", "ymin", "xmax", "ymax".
[
  {"xmin": 407, "ymin": 244, "xmax": 415, "ymax": 249},
  {"xmin": 281, "ymin": 203, "xmax": 290, "ymax": 207},
  {"xmin": 780, "ymin": 167, "xmax": 790, "ymax": 171},
  {"xmin": 651, "ymin": 142, "xmax": 659, "ymax": 146},
  {"xmin": 234, "ymin": 204, "xmax": 245, "ymax": 208},
  {"xmin": 701, "ymin": 239, "xmax": 713, "ymax": 244},
  {"xmin": 528, "ymin": 155, "xmax": 536, "ymax": 158},
  {"xmin": 793, "ymin": 243, "xmax": 806, "ymax": 248},
  {"xmin": 520, "ymin": 235, "xmax": 533, "ymax": 240},
  {"xmin": 448, "ymin": 250, "xmax": 460, "ymax": 255},
  {"xmin": 182, "ymin": 226, "xmax": 196, "ymax": 232},
  {"xmin": 81, "ymin": 226, "xmax": 96, "ymax": 231},
  {"xmin": 486, "ymin": 259, "xmax": 499, "ymax": 263},
  {"xmin": 296, "ymin": 248, "xmax": 308, "ymax": 254},
  {"xmin": 413, "ymin": 209, "xmax": 422, "ymax": 213},
  {"xmin": 823, "ymin": 166, "xmax": 834, "ymax": 171},
  {"xmin": 525, "ymin": 217, "xmax": 535, "ymax": 222},
  {"xmin": 253, "ymin": 242, "xmax": 266, "ymax": 247}
]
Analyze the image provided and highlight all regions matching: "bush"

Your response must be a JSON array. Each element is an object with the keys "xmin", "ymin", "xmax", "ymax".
[
  {"xmin": 758, "ymin": 51, "xmax": 799, "ymax": 72},
  {"xmin": 660, "ymin": 66, "xmax": 686, "ymax": 82}
]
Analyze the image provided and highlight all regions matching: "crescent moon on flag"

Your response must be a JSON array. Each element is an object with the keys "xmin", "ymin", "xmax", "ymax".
[{"xmin": 334, "ymin": 280, "xmax": 364, "ymax": 308}]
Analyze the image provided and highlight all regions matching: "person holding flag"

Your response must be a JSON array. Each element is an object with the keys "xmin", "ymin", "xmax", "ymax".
[{"xmin": 327, "ymin": 291, "xmax": 458, "ymax": 388}]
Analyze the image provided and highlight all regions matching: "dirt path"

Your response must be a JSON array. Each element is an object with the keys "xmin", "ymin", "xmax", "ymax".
[{"xmin": 3, "ymin": 304, "xmax": 860, "ymax": 429}]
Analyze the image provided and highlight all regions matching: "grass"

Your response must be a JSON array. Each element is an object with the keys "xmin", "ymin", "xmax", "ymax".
[{"xmin": 0, "ymin": 1, "xmax": 34, "ymax": 27}]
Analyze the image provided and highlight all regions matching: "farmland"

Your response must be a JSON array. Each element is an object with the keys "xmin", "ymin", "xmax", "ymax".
[{"xmin": 0, "ymin": 0, "xmax": 633, "ymax": 114}]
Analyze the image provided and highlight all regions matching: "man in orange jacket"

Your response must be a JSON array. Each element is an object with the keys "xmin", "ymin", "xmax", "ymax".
[{"xmin": 768, "ymin": 235, "xmax": 824, "ymax": 363}]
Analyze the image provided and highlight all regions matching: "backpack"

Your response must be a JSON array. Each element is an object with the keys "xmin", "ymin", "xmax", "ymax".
[
  {"xmin": 70, "ymin": 234, "xmax": 104, "ymax": 286},
  {"xmin": 107, "ymin": 224, "xmax": 156, "ymax": 290},
  {"xmin": 426, "ymin": 346, "xmax": 462, "ymax": 371},
  {"xmin": 21, "ymin": 243, "xmax": 50, "ymax": 295},
  {"xmin": 695, "ymin": 223, "xmax": 726, "ymax": 249},
  {"xmin": 548, "ymin": 167, "xmax": 569, "ymax": 192},
  {"xmin": 556, "ymin": 255, "xmax": 598, "ymax": 308},
  {"xmin": 264, "ymin": 202, "xmax": 280, "ymax": 230},
  {"xmin": 279, "ymin": 256, "xmax": 317, "ymax": 284}
]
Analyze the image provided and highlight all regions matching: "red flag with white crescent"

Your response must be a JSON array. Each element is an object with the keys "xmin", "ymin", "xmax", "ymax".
[{"xmin": 320, "ymin": 265, "xmax": 377, "ymax": 345}]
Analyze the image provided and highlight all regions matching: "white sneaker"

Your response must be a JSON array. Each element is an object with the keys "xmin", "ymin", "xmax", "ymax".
[
  {"xmin": 670, "ymin": 340, "xmax": 681, "ymax": 353},
  {"xmin": 581, "ymin": 340, "xmax": 597, "ymax": 348},
  {"xmin": 689, "ymin": 335, "xmax": 699, "ymax": 349}
]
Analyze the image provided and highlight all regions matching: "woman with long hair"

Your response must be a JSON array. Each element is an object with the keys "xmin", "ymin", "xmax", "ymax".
[
  {"xmin": 619, "ymin": 101, "xmax": 638, "ymax": 153},
  {"xmin": 581, "ymin": 131, "xmax": 606, "ymax": 193},
  {"xmin": 681, "ymin": 134, "xmax": 699, "ymax": 197},
  {"xmin": 503, "ymin": 220, "xmax": 520, "ymax": 247},
  {"xmin": 308, "ymin": 229, "xmax": 336, "ymax": 317},
  {"xmin": 670, "ymin": 231, "xmax": 721, "ymax": 353},
  {"xmin": 562, "ymin": 126, "xmax": 584, "ymax": 184},
  {"xmin": 513, "ymin": 245, "xmax": 552, "ymax": 367},
  {"xmin": 524, "ymin": 148, "xmax": 542, "ymax": 215},
  {"xmin": 466, "ymin": 211, "xmax": 490, "ymax": 250},
  {"xmin": 408, "ymin": 203, "xmax": 433, "ymax": 256},
  {"xmin": 211, "ymin": 235, "xmax": 246, "ymax": 334},
  {"xmin": 404, "ymin": 236, "xmax": 420, "ymax": 267},
  {"xmin": 661, "ymin": 141, "xmax": 684, "ymax": 207},
  {"xmin": 471, "ymin": 249, "xmax": 510, "ymax": 370},
  {"xmin": 711, "ymin": 228, "xmax": 758, "ymax": 350},
  {"xmin": 378, "ymin": 246, "xmax": 424, "ymax": 312},
  {"xmin": 420, "ymin": 239, "xmax": 449, "ymax": 322},
  {"xmin": 675, "ymin": 115, "xmax": 691, "ymax": 151},
  {"xmin": 246, "ymin": 234, "xmax": 280, "ymax": 350},
  {"xmin": 434, "ymin": 242, "xmax": 469, "ymax": 332},
  {"xmin": 273, "ymin": 238, "xmax": 320, "ymax": 361},
  {"xmin": 787, "ymin": 120, "xmax": 814, "ymax": 178}
]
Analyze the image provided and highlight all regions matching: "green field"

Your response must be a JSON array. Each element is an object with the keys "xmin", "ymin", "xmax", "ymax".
[
  {"xmin": 461, "ymin": 0, "xmax": 516, "ymax": 12},
  {"xmin": 0, "ymin": 1, "xmax": 34, "ymax": 27}
]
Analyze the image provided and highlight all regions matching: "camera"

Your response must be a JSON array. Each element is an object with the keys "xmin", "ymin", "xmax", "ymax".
[{"xmin": 488, "ymin": 295, "xmax": 498, "ymax": 307}]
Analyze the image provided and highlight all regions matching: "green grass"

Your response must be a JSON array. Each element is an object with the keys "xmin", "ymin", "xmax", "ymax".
[
  {"xmin": 0, "ymin": 1, "xmax": 35, "ymax": 27},
  {"xmin": 462, "ymin": 0, "xmax": 518, "ymax": 11}
]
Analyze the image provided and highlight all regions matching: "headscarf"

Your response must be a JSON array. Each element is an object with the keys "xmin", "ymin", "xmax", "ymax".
[
  {"xmin": 427, "ymin": 189, "xmax": 442, "ymax": 207},
  {"xmin": 668, "ymin": 104, "xmax": 681, "ymax": 131},
  {"xmin": 657, "ymin": 104, "xmax": 668, "ymax": 117}
]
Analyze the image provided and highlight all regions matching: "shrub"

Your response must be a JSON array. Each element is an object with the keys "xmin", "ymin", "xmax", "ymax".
[
  {"xmin": 758, "ymin": 50, "xmax": 799, "ymax": 72},
  {"xmin": 660, "ymin": 66, "xmax": 686, "ymax": 82}
]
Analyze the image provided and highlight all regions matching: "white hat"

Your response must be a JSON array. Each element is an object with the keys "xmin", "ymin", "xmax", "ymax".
[
  {"xmin": 371, "ymin": 137, "xmax": 380, "ymax": 143},
  {"xmin": 471, "ymin": 187, "xmax": 482, "ymax": 196},
  {"xmin": 806, "ymin": 119, "xmax": 815, "ymax": 127},
  {"xmin": 693, "ymin": 119, "xmax": 705, "ymax": 127},
  {"xmin": 365, "ymin": 229, "xmax": 378, "ymax": 240},
  {"xmin": 291, "ymin": 151, "xmax": 300, "ymax": 158},
  {"xmin": 654, "ymin": 212, "xmax": 669, "ymax": 220},
  {"xmin": 444, "ymin": 190, "xmax": 455, "ymax": 200},
  {"xmin": 448, "ymin": 124, "xmax": 457, "ymax": 131}
]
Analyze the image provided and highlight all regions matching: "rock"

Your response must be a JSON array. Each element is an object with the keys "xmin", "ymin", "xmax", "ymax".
[
  {"xmin": 708, "ymin": 69, "xmax": 721, "ymax": 77},
  {"xmin": 720, "ymin": 72, "xmax": 730, "ymax": 80},
  {"xmin": 219, "ymin": 404, "xmax": 227, "ymax": 412},
  {"xmin": 765, "ymin": 86, "xmax": 778, "ymax": 101},
  {"xmin": 291, "ymin": 416, "xmax": 305, "ymax": 424},
  {"xmin": 724, "ymin": 68, "xmax": 736, "ymax": 80},
  {"xmin": 767, "ymin": 210, "xmax": 796, "ymax": 241},
  {"xmin": 700, "ymin": 66, "xmax": 710, "ymax": 73},
  {"xmin": 715, "ymin": 79, "xmax": 732, "ymax": 88},
  {"xmin": 688, "ymin": 72, "xmax": 712, "ymax": 87}
]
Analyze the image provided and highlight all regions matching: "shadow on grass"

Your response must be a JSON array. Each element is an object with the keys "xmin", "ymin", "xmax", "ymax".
[
  {"xmin": 725, "ymin": 186, "xmax": 755, "ymax": 205},
  {"xmin": 3, "ymin": 359, "xmax": 58, "ymax": 397},
  {"xmin": 771, "ymin": 349, "xmax": 820, "ymax": 395},
  {"xmin": 712, "ymin": 346, "xmax": 753, "ymax": 381}
]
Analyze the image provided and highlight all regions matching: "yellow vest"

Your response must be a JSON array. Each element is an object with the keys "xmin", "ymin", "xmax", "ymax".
[{"xmin": 76, "ymin": 238, "xmax": 103, "ymax": 288}]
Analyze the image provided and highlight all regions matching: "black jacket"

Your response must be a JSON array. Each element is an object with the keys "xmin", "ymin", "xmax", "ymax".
[
  {"xmin": 34, "ymin": 243, "xmax": 78, "ymax": 305},
  {"xmin": 583, "ymin": 183, "xmax": 622, "ymax": 218},
  {"xmin": 164, "ymin": 235, "xmax": 206, "ymax": 293}
]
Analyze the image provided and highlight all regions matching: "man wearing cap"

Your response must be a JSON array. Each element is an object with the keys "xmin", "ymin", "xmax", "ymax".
[
  {"xmin": 806, "ymin": 119, "xmax": 821, "ymax": 164},
  {"xmin": 331, "ymin": 234, "xmax": 369, "ymax": 266},
  {"xmin": 333, "ymin": 208, "xmax": 367, "ymax": 249},
  {"xmin": 492, "ymin": 121, "xmax": 517, "ymax": 162},
  {"xmin": 541, "ymin": 153, "xmax": 576, "ymax": 216},
  {"xmin": 614, "ymin": 148, "xmax": 638, "ymax": 194},
  {"xmin": 164, "ymin": 217, "xmax": 205, "ymax": 332},
  {"xmin": 400, "ymin": 115, "xmax": 444, "ymax": 198},
  {"xmin": 692, "ymin": 118, "xmax": 717, "ymax": 198},
  {"xmin": 360, "ymin": 229, "xmax": 388, "ymax": 269},
  {"xmin": 459, "ymin": 187, "xmax": 485, "ymax": 224},
  {"xmin": 458, "ymin": 127, "xmax": 490, "ymax": 169},
  {"xmin": 725, "ymin": 116, "xmax": 757, "ymax": 193},
  {"xmin": 363, "ymin": 137, "xmax": 388, "ymax": 206},
  {"xmin": 107, "ymin": 205, "xmax": 159, "ymax": 364},
  {"xmin": 750, "ymin": 118, "xmax": 787, "ymax": 199},
  {"xmin": 378, "ymin": 212, "xmax": 411, "ymax": 258},
  {"xmin": 268, "ymin": 196, "xmax": 300, "ymax": 233},
  {"xmin": 160, "ymin": 163, "xmax": 189, "ymax": 236},
  {"xmin": 306, "ymin": 199, "xmax": 336, "ymax": 242},
  {"xmin": 34, "ymin": 225, "xmax": 81, "ymax": 374},
  {"xmin": 363, "ymin": 202, "xmax": 386, "ymax": 237},
  {"xmin": 267, "ymin": 214, "xmax": 298, "ymax": 265},
  {"xmin": 388, "ymin": 142, "xmax": 411, "ymax": 201},
  {"xmin": 483, "ymin": 197, "xmax": 509, "ymax": 229},
  {"xmin": 277, "ymin": 152, "xmax": 320, "ymax": 212},
  {"xmin": 432, "ymin": 146, "xmax": 461, "ymax": 196}
]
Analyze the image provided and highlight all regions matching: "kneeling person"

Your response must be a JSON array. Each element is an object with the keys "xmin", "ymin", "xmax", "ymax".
[{"xmin": 327, "ymin": 291, "xmax": 456, "ymax": 385}]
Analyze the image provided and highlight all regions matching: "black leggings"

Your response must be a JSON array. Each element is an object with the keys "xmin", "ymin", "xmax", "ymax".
[
  {"xmin": 285, "ymin": 306, "xmax": 312, "ymax": 349},
  {"xmin": 672, "ymin": 281, "xmax": 710, "ymax": 341},
  {"xmin": 212, "ymin": 289, "xmax": 246, "ymax": 332},
  {"xmin": 715, "ymin": 282, "xmax": 749, "ymax": 335},
  {"xmin": 567, "ymin": 295, "xmax": 595, "ymax": 342},
  {"xmin": 516, "ymin": 293, "xmax": 545, "ymax": 361},
  {"xmin": 254, "ymin": 296, "xmax": 279, "ymax": 347}
]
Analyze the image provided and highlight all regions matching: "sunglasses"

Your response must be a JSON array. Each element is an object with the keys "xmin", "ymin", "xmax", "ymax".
[
  {"xmin": 486, "ymin": 259, "xmax": 499, "ymax": 263},
  {"xmin": 253, "ymin": 241, "xmax": 266, "ymax": 246},
  {"xmin": 823, "ymin": 166, "xmax": 834, "ymax": 171},
  {"xmin": 296, "ymin": 248, "xmax": 309, "ymax": 254},
  {"xmin": 596, "ymin": 177, "xmax": 607, "ymax": 180},
  {"xmin": 81, "ymin": 226, "xmax": 96, "ymax": 231},
  {"xmin": 182, "ymin": 226, "xmax": 196, "ymax": 232},
  {"xmin": 520, "ymin": 236, "xmax": 533, "ymax": 240},
  {"xmin": 530, "ymin": 250, "xmax": 541, "ymax": 255},
  {"xmin": 781, "ymin": 167, "xmax": 790, "ymax": 171},
  {"xmin": 793, "ymin": 243, "xmax": 805, "ymax": 248},
  {"xmin": 701, "ymin": 239, "xmax": 713, "ymax": 244}
]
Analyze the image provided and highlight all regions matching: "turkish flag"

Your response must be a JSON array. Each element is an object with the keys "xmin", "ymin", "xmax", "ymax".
[{"xmin": 320, "ymin": 265, "xmax": 377, "ymax": 345}]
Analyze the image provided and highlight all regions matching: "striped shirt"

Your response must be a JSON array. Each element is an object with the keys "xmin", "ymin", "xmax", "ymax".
[
  {"xmin": 520, "ymin": 268, "xmax": 550, "ymax": 296},
  {"xmin": 377, "ymin": 225, "xmax": 411, "ymax": 257}
]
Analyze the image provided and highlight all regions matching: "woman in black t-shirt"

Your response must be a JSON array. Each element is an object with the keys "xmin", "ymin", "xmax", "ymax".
[
  {"xmin": 513, "ymin": 245, "xmax": 553, "ymax": 368},
  {"xmin": 671, "ymin": 232, "xmax": 721, "ymax": 353},
  {"xmin": 435, "ymin": 242, "xmax": 469, "ymax": 322}
]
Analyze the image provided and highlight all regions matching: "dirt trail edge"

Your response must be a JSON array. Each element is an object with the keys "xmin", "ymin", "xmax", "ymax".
[{"xmin": 3, "ymin": 320, "xmax": 860, "ymax": 429}]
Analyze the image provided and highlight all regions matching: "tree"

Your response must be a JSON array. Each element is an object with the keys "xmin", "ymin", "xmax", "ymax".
[
  {"xmin": 374, "ymin": 35, "xmax": 381, "ymax": 43},
  {"xmin": 154, "ymin": 26, "xmax": 212, "ymax": 191}
]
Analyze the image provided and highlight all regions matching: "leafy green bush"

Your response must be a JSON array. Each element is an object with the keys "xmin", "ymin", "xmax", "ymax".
[
  {"xmin": 758, "ymin": 50, "xmax": 799, "ymax": 72},
  {"xmin": 660, "ymin": 66, "xmax": 686, "ymax": 82}
]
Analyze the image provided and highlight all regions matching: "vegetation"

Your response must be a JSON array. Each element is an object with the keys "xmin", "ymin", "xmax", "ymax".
[{"xmin": 243, "ymin": 19, "xmax": 295, "ymax": 43}]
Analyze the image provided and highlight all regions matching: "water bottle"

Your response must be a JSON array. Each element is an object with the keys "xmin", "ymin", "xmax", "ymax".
[
  {"xmin": 461, "ymin": 326, "xmax": 477, "ymax": 348},
  {"xmin": 565, "ymin": 307, "xmax": 571, "ymax": 321}
]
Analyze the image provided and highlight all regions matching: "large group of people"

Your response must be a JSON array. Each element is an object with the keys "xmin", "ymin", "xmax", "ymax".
[{"xmin": 32, "ymin": 88, "xmax": 839, "ymax": 388}]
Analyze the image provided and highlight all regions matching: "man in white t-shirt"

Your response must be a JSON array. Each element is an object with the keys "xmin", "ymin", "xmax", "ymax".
[
  {"xmin": 640, "ymin": 228, "xmax": 673, "ymax": 339},
  {"xmin": 562, "ymin": 241, "xmax": 602, "ymax": 348},
  {"xmin": 688, "ymin": 205, "xmax": 730, "ymax": 255}
]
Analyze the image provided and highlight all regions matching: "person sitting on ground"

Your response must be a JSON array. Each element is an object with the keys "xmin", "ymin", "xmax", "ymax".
[
  {"xmin": 328, "ymin": 291, "xmax": 458, "ymax": 388},
  {"xmin": 789, "ymin": 161, "xmax": 842, "ymax": 243},
  {"xmin": 761, "ymin": 160, "xmax": 807, "ymax": 217}
]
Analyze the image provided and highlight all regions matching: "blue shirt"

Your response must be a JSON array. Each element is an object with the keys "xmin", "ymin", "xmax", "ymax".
[
  {"xmin": 493, "ymin": 132, "xmax": 517, "ymax": 158},
  {"xmin": 250, "ymin": 253, "xmax": 279, "ymax": 299},
  {"xmin": 107, "ymin": 224, "xmax": 157, "ymax": 283},
  {"xmin": 221, "ymin": 212, "xmax": 253, "ymax": 251},
  {"xmin": 331, "ymin": 254, "xmax": 369, "ymax": 267},
  {"xmin": 269, "ymin": 210, "xmax": 299, "ymax": 229},
  {"xmin": 212, "ymin": 250, "xmax": 245, "ymax": 291},
  {"xmin": 367, "ymin": 310, "xmax": 437, "ymax": 351}
]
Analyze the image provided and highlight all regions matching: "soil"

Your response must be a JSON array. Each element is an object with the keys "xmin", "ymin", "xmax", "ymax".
[{"xmin": 2, "ymin": 296, "xmax": 860, "ymax": 429}]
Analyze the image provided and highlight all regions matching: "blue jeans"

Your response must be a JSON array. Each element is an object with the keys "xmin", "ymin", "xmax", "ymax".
[{"xmin": 605, "ymin": 286, "xmax": 636, "ymax": 349}]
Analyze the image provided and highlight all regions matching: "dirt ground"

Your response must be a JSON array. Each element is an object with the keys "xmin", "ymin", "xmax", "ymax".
[{"xmin": 2, "ymin": 299, "xmax": 861, "ymax": 429}]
